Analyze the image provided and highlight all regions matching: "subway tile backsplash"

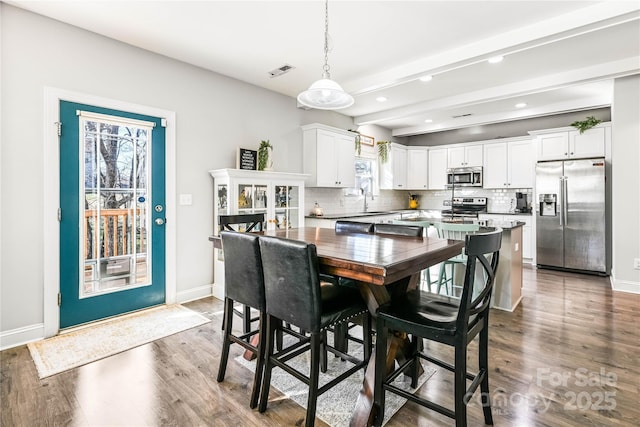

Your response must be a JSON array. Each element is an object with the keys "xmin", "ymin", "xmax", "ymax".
[{"xmin": 305, "ymin": 187, "xmax": 533, "ymax": 215}]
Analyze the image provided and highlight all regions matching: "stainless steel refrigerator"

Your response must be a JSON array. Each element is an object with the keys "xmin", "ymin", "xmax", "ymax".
[{"xmin": 536, "ymin": 158, "xmax": 607, "ymax": 274}]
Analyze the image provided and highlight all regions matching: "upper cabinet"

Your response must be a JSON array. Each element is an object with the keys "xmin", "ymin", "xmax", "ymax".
[
  {"xmin": 530, "ymin": 123, "xmax": 610, "ymax": 161},
  {"xmin": 406, "ymin": 147, "xmax": 428, "ymax": 190},
  {"xmin": 447, "ymin": 144, "xmax": 483, "ymax": 168},
  {"xmin": 302, "ymin": 123, "xmax": 356, "ymax": 187},
  {"xmin": 380, "ymin": 143, "xmax": 407, "ymax": 190},
  {"xmin": 483, "ymin": 138, "xmax": 534, "ymax": 189},
  {"xmin": 428, "ymin": 148, "xmax": 448, "ymax": 190}
]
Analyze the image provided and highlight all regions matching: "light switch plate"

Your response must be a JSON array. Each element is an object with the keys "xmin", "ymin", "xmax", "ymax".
[{"xmin": 179, "ymin": 194, "xmax": 193, "ymax": 206}]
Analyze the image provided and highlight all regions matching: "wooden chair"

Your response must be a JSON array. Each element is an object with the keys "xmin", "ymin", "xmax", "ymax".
[
  {"xmin": 373, "ymin": 228, "xmax": 502, "ymax": 427},
  {"xmin": 258, "ymin": 235, "xmax": 372, "ymax": 427},
  {"xmin": 431, "ymin": 221, "xmax": 481, "ymax": 296}
]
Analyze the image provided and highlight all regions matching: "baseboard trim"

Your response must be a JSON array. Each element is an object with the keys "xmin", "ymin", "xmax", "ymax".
[
  {"xmin": 1, "ymin": 323, "xmax": 44, "ymax": 351},
  {"xmin": 176, "ymin": 284, "xmax": 213, "ymax": 304},
  {"xmin": 610, "ymin": 276, "xmax": 640, "ymax": 294}
]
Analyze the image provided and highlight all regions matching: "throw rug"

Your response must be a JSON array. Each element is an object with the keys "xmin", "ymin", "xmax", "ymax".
[
  {"xmin": 235, "ymin": 332, "xmax": 435, "ymax": 427},
  {"xmin": 28, "ymin": 304, "xmax": 210, "ymax": 379}
]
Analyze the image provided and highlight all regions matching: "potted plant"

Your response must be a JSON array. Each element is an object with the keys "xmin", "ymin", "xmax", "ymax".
[
  {"xmin": 258, "ymin": 140, "xmax": 273, "ymax": 171},
  {"xmin": 377, "ymin": 140, "xmax": 390, "ymax": 163},
  {"xmin": 571, "ymin": 116, "xmax": 602, "ymax": 134}
]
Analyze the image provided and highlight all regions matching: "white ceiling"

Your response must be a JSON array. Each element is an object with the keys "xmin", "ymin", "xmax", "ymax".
[{"xmin": 9, "ymin": 0, "xmax": 640, "ymax": 136}]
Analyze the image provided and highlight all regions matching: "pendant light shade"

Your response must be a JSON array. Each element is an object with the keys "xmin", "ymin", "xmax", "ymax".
[
  {"xmin": 297, "ymin": 78, "xmax": 354, "ymax": 110},
  {"xmin": 297, "ymin": 0, "xmax": 354, "ymax": 110}
]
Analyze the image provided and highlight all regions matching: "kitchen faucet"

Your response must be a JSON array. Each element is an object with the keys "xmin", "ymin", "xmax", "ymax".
[{"xmin": 361, "ymin": 188, "xmax": 373, "ymax": 212}]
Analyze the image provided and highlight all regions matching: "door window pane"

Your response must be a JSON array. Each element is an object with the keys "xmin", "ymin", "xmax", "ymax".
[{"xmin": 81, "ymin": 118, "xmax": 152, "ymax": 297}]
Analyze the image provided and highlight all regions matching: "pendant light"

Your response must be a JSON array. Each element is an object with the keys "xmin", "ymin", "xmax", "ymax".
[{"xmin": 297, "ymin": 0, "xmax": 354, "ymax": 110}]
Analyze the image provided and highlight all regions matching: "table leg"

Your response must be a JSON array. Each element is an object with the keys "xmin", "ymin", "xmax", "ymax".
[{"xmin": 350, "ymin": 275, "xmax": 423, "ymax": 427}]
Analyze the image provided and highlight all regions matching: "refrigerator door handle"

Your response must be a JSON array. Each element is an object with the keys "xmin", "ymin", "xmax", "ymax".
[
  {"xmin": 559, "ymin": 176, "xmax": 564, "ymax": 226},
  {"xmin": 563, "ymin": 177, "xmax": 569, "ymax": 226}
]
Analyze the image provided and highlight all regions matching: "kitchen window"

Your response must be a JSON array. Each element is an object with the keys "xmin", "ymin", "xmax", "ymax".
[{"xmin": 355, "ymin": 155, "xmax": 379, "ymax": 196}]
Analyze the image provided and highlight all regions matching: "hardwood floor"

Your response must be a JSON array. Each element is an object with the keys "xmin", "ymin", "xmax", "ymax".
[{"xmin": 2, "ymin": 266, "xmax": 638, "ymax": 426}]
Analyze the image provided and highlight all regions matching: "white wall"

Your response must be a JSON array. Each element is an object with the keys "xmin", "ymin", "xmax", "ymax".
[
  {"xmin": 0, "ymin": 5, "xmax": 353, "ymax": 345},
  {"xmin": 612, "ymin": 75, "xmax": 640, "ymax": 292}
]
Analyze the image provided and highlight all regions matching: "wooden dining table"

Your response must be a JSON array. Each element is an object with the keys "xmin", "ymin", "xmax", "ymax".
[{"xmin": 210, "ymin": 227, "xmax": 464, "ymax": 426}]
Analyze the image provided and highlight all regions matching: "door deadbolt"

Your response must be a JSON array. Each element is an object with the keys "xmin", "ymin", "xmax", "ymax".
[{"xmin": 154, "ymin": 205, "xmax": 164, "ymax": 212}]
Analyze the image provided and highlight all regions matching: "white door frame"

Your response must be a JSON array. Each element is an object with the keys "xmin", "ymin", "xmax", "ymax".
[{"xmin": 43, "ymin": 87, "xmax": 177, "ymax": 337}]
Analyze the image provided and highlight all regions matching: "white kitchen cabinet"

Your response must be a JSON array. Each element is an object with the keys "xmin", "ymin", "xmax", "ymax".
[
  {"xmin": 380, "ymin": 143, "xmax": 407, "ymax": 190},
  {"xmin": 406, "ymin": 147, "xmax": 428, "ymax": 190},
  {"xmin": 302, "ymin": 123, "xmax": 356, "ymax": 187},
  {"xmin": 531, "ymin": 123, "xmax": 609, "ymax": 161},
  {"xmin": 448, "ymin": 144, "xmax": 483, "ymax": 168},
  {"xmin": 483, "ymin": 138, "xmax": 533, "ymax": 189},
  {"xmin": 428, "ymin": 147, "xmax": 448, "ymax": 190},
  {"xmin": 209, "ymin": 168, "xmax": 307, "ymax": 299},
  {"xmin": 479, "ymin": 213, "xmax": 534, "ymax": 261}
]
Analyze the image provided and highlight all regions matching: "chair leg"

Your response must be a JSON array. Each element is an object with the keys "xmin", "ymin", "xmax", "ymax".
[
  {"xmin": 306, "ymin": 333, "xmax": 321, "ymax": 427},
  {"xmin": 258, "ymin": 316, "xmax": 277, "ymax": 413},
  {"xmin": 242, "ymin": 304, "xmax": 251, "ymax": 334},
  {"xmin": 216, "ymin": 297, "xmax": 234, "ymax": 382},
  {"xmin": 479, "ymin": 324, "xmax": 494, "ymax": 425},
  {"xmin": 373, "ymin": 317, "xmax": 389, "ymax": 427},
  {"xmin": 249, "ymin": 311, "xmax": 267, "ymax": 409},
  {"xmin": 320, "ymin": 330, "xmax": 328, "ymax": 373},
  {"xmin": 454, "ymin": 344, "xmax": 468, "ymax": 427},
  {"xmin": 363, "ymin": 313, "xmax": 372, "ymax": 363}
]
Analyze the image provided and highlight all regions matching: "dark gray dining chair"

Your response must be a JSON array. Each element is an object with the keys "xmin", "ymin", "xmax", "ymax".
[{"xmin": 258, "ymin": 235, "xmax": 372, "ymax": 427}]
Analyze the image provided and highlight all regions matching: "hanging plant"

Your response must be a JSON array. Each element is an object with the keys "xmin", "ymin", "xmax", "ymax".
[
  {"xmin": 571, "ymin": 116, "xmax": 602, "ymax": 134},
  {"xmin": 349, "ymin": 129, "xmax": 362, "ymax": 155},
  {"xmin": 258, "ymin": 140, "xmax": 273, "ymax": 171},
  {"xmin": 377, "ymin": 141, "xmax": 390, "ymax": 163}
]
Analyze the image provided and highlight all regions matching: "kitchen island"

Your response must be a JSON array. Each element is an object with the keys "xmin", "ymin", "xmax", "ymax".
[{"xmin": 394, "ymin": 217, "xmax": 524, "ymax": 311}]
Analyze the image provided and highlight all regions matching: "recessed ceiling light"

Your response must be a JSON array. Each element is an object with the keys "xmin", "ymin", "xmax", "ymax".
[
  {"xmin": 424, "ymin": 119, "xmax": 433, "ymax": 123},
  {"xmin": 488, "ymin": 56, "xmax": 504, "ymax": 64},
  {"xmin": 419, "ymin": 75, "xmax": 433, "ymax": 82},
  {"xmin": 376, "ymin": 96, "xmax": 388, "ymax": 103},
  {"xmin": 515, "ymin": 102, "xmax": 527, "ymax": 108}
]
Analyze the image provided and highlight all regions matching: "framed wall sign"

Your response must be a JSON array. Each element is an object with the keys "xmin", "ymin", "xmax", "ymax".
[
  {"xmin": 360, "ymin": 134, "xmax": 374, "ymax": 146},
  {"xmin": 237, "ymin": 148, "xmax": 257, "ymax": 170}
]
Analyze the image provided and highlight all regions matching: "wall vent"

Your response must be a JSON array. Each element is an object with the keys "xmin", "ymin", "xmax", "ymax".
[{"xmin": 268, "ymin": 64, "xmax": 295, "ymax": 78}]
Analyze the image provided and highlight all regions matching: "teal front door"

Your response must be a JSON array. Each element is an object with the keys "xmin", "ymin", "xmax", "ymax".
[{"xmin": 59, "ymin": 101, "xmax": 166, "ymax": 328}]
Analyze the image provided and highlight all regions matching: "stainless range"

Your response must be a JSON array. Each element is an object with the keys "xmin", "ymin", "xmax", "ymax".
[{"xmin": 441, "ymin": 197, "xmax": 487, "ymax": 219}]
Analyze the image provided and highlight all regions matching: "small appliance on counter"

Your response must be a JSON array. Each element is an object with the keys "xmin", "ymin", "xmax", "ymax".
[
  {"xmin": 515, "ymin": 192, "xmax": 531, "ymax": 213},
  {"xmin": 408, "ymin": 193, "xmax": 419, "ymax": 209},
  {"xmin": 310, "ymin": 202, "xmax": 324, "ymax": 217}
]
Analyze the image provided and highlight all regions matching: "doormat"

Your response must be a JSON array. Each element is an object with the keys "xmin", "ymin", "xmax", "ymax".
[
  {"xmin": 235, "ymin": 334, "xmax": 435, "ymax": 427},
  {"xmin": 28, "ymin": 304, "xmax": 210, "ymax": 379}
]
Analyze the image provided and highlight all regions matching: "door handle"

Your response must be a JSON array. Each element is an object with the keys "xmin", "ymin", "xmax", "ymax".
[
  {"xmin": 559, "ymin": 177, "xmax": 564, "ymax": 226},
  {"xmin": 563, "ymin": 178, "xmax": 569, "ymax": 226},
  {"xmin": 155, "ymin": 218, "xmax": 165, "ymax": 226}
]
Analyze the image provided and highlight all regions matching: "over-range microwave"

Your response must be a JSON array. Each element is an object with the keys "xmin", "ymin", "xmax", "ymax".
[{"xmin": 446, "ymin": 167, "xmax": 483, "ymax": 188}]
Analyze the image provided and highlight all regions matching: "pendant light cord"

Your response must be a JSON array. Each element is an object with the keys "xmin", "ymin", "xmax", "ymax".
[{"xmin": 322, "ymin": 0, "xmax": 331, "ymax": 79}]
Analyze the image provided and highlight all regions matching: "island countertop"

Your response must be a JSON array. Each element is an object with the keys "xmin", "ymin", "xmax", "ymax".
[{"xmin": 395, "ymin": 217, "xmax": 525, "ymax": 230}]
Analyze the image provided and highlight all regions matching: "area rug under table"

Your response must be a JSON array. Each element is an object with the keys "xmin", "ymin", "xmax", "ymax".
[
  {"xmin": 28, "ymin": 304, "xmax": 210, "ymax": 379},
  {"xmin": 235, "ymin": 334, "xmax": 435, "ymax": 427}
]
